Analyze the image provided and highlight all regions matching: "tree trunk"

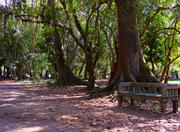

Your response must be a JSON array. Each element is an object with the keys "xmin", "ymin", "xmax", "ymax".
[
  {"xmin": 106, "ymin": 0, "xmax": 159, "ymax": 92},
  {"xmin": 84, "ymin": 64, "xmax": 88, "ymax": 80},
  {"xmin": 53, "ymin": 28, "xmax": 84, "ymax": 85},
  {"xmin": 102, "ymin": 65, "xmax": 107, "ymax": 79},
  {"xmin": 109, "ymin": 62, "xmax": 117, "ymax": 82},
  {"xmin": 6, "ymin": 66, "xmax": 10, "ymax": 79},
  {"xmin": 45, "ymin": 70, "xmax": 49, "ymax": 79},
  {"xmin": 86, "ymin": 55, "xmax": 95, "ymax": 89},
  {"xmin": 29, "ymin": 23, "xmax": 37, "ymax": 78},
  {"xmin": 160, "ymin": 63, "xmax": 169, "ymax": 82},
  {"xmin": 78, "ymin": 62, "xmax": 85, "ymax": 78},
  {"xmin": 47, "ymin": 0, "xmax": 84, "ymax": 85},
  {"xmin": 16, "ymin": 63, "xmax": 23, "ymax": 80},
  {"xmin": 0, "ymin": 67, "xmax": 2, "ymax": 77},
  {"xmin": 164, "ymin": 65, "xmax": 170, "ymax": 83}
]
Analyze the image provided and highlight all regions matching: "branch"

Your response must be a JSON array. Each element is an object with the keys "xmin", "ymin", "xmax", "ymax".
[
  {"xmin": 140, "ymin": 5, "xmax": 180, "ymax": 38},
  {"xmin": 93, "ymin": 29, "xmax": 100, "ymax": 66},
  {"xmin": 142, "ymin": 27, "xmax": 180, "ymax": 48},
  {"xmin": 16, "ymin": 14, "xmax": 38, "ymax": 19},
  {"xmin": 170, "ymin": 55, "xmax": 180, "ymax": 64},
  {"xmin": 67, "ymin": 28, "xmax": 86, "ymax": 52},
  {"xmin": 164, "ymin": 28, "xmax": 180, "ymax": 34},
  {"xmin": 20, "ymin": 18, "xmax": 85, "ymax": 52},
  {"xmin": 58, "ymin": 0, "xmax": 86, "ymax": 52},
  {"xmin": 21, "ymin": 18, "xmax": 50, "ymax": 25},
  {"xmin": 90, "ymin": 7, "xmax": 100, "ymax": 43},
  {"xmin": 73, "ymin": 10, "xmax": 85, "ymax": 35},
  {"xmin": 85, "ymin": 1, "xmax": 105, "ymax": 35}
]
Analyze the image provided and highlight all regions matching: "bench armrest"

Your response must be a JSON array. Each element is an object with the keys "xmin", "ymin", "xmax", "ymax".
[{"xmin": 163, "ymin": 84, "xmax": 179, "ymax": 97}]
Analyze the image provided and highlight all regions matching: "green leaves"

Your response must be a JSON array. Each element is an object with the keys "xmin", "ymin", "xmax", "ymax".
[{"xmin": 72, "ymin": 0, "xmax": 78, "ymax": 9}]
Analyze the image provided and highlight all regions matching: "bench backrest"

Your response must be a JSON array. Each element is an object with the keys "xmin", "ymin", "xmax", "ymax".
[{"xmin": 119, "ymin": 82, "xmax": 179, "ymax": 97}]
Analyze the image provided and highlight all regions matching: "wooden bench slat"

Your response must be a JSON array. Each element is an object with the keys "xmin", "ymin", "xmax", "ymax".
[{"xmin": 118, "ymin": 82, "xmax": 179, "ymax": 113}]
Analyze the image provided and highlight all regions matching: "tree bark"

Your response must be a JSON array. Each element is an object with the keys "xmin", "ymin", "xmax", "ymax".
[
  {"xmin": 0, "ymin": 67, "xmax": 2, "ymax": 77},
  {"xmin": 29, "ymin": 23, "xmax": 37, "ymax": 78},
  {"xmin": 164, "ymin": 65, "xmax": 170, "ymax": 83},
  {"xmin": 53, "ymin": 28, "xmax": 84, "ymax": 85},
  {"xmin": 6, "ymin": 66, "xmax": 10, "ymax": 78},
  {"xmin": 16, "ymin": 63, "xmax": 23, "ymax": 80},
  {"xmin": 106, "ymin": 0, "xmax": 159, "ymax": 92},
  {"xmin": 86, "ymin": 54, "xmax": 95, "ymax": 89},
  {"xmin": 47, "ymin": 0, "xmax": 84, "ymax": 85},
  {"xmin": 102, "ymin": 65, "xmax": 107, "ymax": 79}
]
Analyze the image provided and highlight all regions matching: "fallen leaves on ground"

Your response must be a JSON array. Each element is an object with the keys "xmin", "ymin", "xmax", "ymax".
[{"xmin": 0, "ymin": 81, "xmax": 179, "ymax": 132}]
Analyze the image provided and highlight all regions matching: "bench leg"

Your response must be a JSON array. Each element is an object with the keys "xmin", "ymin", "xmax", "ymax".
[
  {"xmin": 172, "ymin": 100, "xmax": 178, "ymax": 113},
  {"xmin": 160, "ymin": 101, "xmax": 166, "ymax": 113},
  {"xmin": 130, "ymin": 98, "xmax": 135, "ymax": 107},
  {"xmin": 118, "ymin": 96, "xmax": 123, "ymax": 107}
]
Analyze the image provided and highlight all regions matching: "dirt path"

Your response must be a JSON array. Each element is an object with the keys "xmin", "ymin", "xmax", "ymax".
[{"xmin": 0, "ymin": 81, "xmax": 180, "ymax": 132}]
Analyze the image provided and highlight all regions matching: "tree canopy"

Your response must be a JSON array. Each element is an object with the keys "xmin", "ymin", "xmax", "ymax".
[{"xmin": 0, "ymin": 0, "xmax": 179, "ymax": 90}]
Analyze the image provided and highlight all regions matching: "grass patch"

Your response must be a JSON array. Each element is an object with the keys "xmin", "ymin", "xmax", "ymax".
[
  {"xmin": 168, "ymin": 79, "xmax": 180, "ymax": 82},
  {"xmin": 14, "ymin": 79, "xmax": 48, "ymax": 84}
]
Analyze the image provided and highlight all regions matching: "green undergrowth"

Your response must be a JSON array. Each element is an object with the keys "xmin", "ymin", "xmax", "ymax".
[
  {"xmin": 168, "ymin": 79, "xmax": 180, "ymax": 82},
  {"xmin": 15, "ymin": 79, "xmax": 54, "ymax": 86}
]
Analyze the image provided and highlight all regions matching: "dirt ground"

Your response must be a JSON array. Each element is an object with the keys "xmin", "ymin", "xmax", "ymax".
[{"xmin": 0, "ymin": 80, "xmax": 180, "ymax": 132}]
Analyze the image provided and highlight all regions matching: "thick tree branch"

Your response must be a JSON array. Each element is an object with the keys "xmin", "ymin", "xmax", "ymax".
[
  {"xmin": 93, "ymin": 29, "xmax": 100, "ymax": 66},
  {"xmin": 73, "ymin": 9, "xmax": 85, "ymax": 37},
  {"xmin": 140, "ymin": 5, "xmax": 180, "ymax": 38},
  {"xmin": 85, "ymin": 1, "xmax": 105, "ymax": 35},
  {"xmin": 170, "ymin": 55, "xmax": 180, "ymax": 64},
  {"xmin": 164, "ymin": 28, "xmax": 180, "ymax": 34},
  {"xmin": 16, "ymin": 14, "xmax": 38, "ymax": 19},
  {"xmin": 142, "ymin": 27, "xmax": 180, "ymax": 48},
  {"xmin": 67, "ymin": 28, "xmax": 86, "ymax": 52},
  {"xmin": 20, "ymin": 18, "xmax": 85, "ymax": 52},
  {"xmin": 58, "ymin": 0, "xmax": 85, "ymax": 52}
]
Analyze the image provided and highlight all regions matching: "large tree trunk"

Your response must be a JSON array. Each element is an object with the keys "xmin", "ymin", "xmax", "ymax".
[
  {"xmin": 47, "ymin": 0, "xmax": 84, "ymax": 85},
  {"xmin": 16, "ymin": 63, "xmax": 23, "ymax": 80},
  {"xmin": 53, "ymin": 28, "xmax": 84, "ymax": 85},
  {"xmin": 106, "ymin": 0, "xmax": 159, "ymax": 92},
  {"xmin": 86, "ymin": 54, "xmax": 95, "ymax": 89},
  {"xmin": 84, "ymin": 64, "xmax": 88, "ymax": 80}
]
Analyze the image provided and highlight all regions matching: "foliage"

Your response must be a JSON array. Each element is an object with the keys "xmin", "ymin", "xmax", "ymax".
[{"xmin": 0, "ymin": 0, "xmax": 179, "ymax": 82}]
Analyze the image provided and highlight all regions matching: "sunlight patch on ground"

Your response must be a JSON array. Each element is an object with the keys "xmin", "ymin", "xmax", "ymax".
[
  {"xmin": 109, "ymin": 127, "xmax": 135, "ymax": 132},
  {"xmin": 8, "ymin": 126, "xmax": 45, "ymax": 132},
  {"xmin": 0, "ymin": 103, "xmax": 16, "ymax": 107},
  {"xmin": 10, "ymin": 91, "xmax": 25, "ymax": 95},
  {"xmin": 61, "ymin": 114, "xmax": 79, "ymax": 120},
  {"xmin": 168, "ymin": 81, "xmax": 180, "ymax": 84},
  {"xmin": 19, "ymin": 102, "xmax": 43, "ymax": 106},
  {"xmin": 0, "ymin": 97, "xmax": 17, "ymax": 101}
]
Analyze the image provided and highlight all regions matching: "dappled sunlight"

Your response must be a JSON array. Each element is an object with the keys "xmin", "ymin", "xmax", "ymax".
[
  {"xmin": 0, "ymin": 0, "xmax": 179, "ymax": 130},
  {"xmin": 9, "ymin": 91, "xmax": 26, "ymax": 96},
  {"xmin": 0, "ymin": 97, "xmax": 17, "ymax": 101},
  {"xmin": 0, "ymin": 81, "xmax": 179, "ymax": 131},
  {"xmin": 8, "ymin": 126, "xmax": 45, "ymax": 132},
  {"xmin": 168, "ymin": 81, "xmax": 180, "ymax": 84},
  {"xmin": 61, "ymin": 114, "xmax": 79, "ymax": 120},
  {"xmin": 0, "ymin": 103, "xmax": 16, "ymax": 107}
]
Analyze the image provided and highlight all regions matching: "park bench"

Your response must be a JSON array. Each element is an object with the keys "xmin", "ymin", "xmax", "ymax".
[{"xmin": 118, "ymin": 82, "xmax": 179, "ymax": 113}]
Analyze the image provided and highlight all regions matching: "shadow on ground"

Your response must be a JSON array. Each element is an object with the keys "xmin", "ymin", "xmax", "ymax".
[{"xmin": 0, "ymin": 80, "xmax": 179, "ymax": 132}]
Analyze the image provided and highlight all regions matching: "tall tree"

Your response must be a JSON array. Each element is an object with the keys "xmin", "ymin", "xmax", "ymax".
[
  {"xmin": 48, "ymin": 0, "xmax": 83, "ymax": 85},
  {"xmin": 106, "ymin": 0, "xmax": 160, "ymax": 92}
]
